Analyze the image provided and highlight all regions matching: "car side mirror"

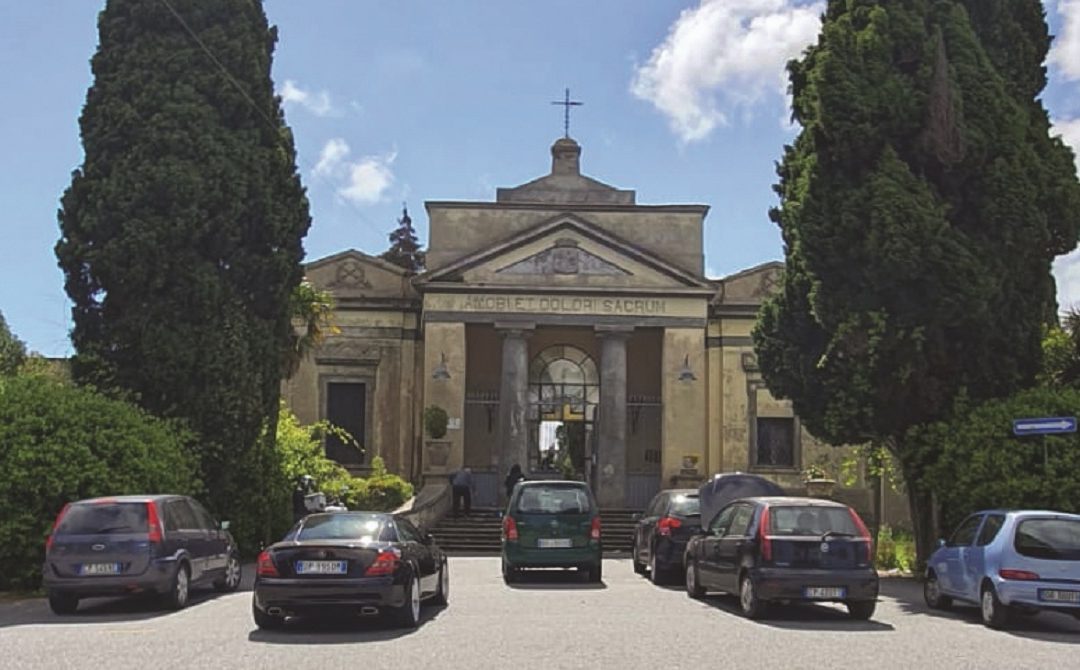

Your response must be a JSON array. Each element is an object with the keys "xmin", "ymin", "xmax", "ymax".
[
  {"xmin": 422, "ymin": 532, "xmax": 434, "ymax": 545},
  {"xmin": 631, "ymin": 513, "xmax": 642, "ymax": 522},
  {"xmin": 220, "ymin": 520, "xmax": 230, "ymax": 531},
  {"xmin": 936, "ymin": 538, "xmax": 946, "ymax": 549}
]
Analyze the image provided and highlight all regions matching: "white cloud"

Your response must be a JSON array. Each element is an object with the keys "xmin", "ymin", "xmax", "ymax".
[
  {"xmin": 340, "ymin": 151, "xmax": 397, "ymax": 205},
  {"xmin": 279, "ymin": 79, "xmax": 339, "ymax": 117},
  {"xmin": 1051, "ymin": 0, "xmax": 1080, "ymax": 81},
  {"xmin": 1053, "ymin": 117, "xmax": 1080, "ymax": 171},
  {"xmin": 631, "ymin": 0, "xmax": 823, "ymax": 142},
  {"xmin": 314, "ymin": 137, "xmax": 350, "ymax": 176},
  {"xmin": 1055, "ymin": 250, "xmax": 1080, "ymax": 312}
]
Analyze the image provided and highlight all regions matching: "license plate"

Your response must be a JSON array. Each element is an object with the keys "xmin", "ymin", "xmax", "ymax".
[
  {"xmin": 1039, "ymin": 589, "xmax": 1080, "ymax": 603},
  {"xmin": 296, "ymin": 560, "xmax": 347, "ymax": 575},
  {"xmin": 803, "ymin": 586, "xmax": 846, "ymax": 599},
  {"xmin": 79, "ymin": 562, "xmax": 120, "ymax": 576},
  {"xmin": 538, "ymin": 538, "xmax": 572, "ymax": 548}
]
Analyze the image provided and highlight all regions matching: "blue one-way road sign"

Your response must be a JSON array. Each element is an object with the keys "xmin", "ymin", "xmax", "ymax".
[{"xmin": 1012, "ymin": 417, "xmax": 1078, "ymax": 436}]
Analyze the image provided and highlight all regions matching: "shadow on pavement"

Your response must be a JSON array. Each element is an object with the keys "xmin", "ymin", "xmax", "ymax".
[
  {"xmin": 882, "ymin": 578, "xmax": 1080, "ymax": 643},
  {"xmin": 505, "ymin": 568, "xmax": 607, "ymax": 591},
  {"xmin": 695, "ymin": 593, "xmax": 895, "ymax": 632},
  {"xmin": 0, "ymin": 563, "xmax": 256, "ymax": 629},
  {"xmin": 247, "ymin": 604, "xmax": 446, "ymax": 644}
]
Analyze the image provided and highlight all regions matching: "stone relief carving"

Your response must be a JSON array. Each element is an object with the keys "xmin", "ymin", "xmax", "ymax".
[
  {"xmin": 328, "ymin": 259, "xmax": 372, "ymax": 289},
  {"xmin": 496, "ymin": 239, "xmax": 631, "ymax": 276},
  {"xmin": 315, "ymin": 339, "xmax": 382, "ymax": 362}
]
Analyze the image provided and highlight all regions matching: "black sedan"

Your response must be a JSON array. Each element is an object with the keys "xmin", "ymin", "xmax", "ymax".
[
  {"xmin": 632, "ymin": 489, "xmax": 701, "ymax": 584},
  {"xmin": 684, "ymin": 497, "xmax": 878, "ymax": 620},
  {"xmin": 252, "ymin": 512, "xmax": 448, "ymax": 629}
]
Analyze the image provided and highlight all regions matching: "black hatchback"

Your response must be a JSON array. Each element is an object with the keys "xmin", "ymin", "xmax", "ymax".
[
  {"xmin": 43, "ymin": 495, "xmax": 241, "ymax": 614},
  {"xmin": 632, "ymin": 489, "xmax": 701, "ymax": 583},
  {"xmin": 684, "ymin": 497, "xmax": 878, "ymax": 620}
]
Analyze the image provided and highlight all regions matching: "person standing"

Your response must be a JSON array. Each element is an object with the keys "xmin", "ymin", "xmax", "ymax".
[
  {"xmin": 450, "ymin": 467, "xmax": 474, "ymax": 517},
  {"xmin": 505, "ymin": 464, "xmax": 526, "ymax": 500}
]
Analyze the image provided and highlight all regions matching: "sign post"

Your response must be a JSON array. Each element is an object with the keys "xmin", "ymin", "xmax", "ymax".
[{"xmin": 1012, "ymin": 417, "xmax": 1077, "ymax": 470}]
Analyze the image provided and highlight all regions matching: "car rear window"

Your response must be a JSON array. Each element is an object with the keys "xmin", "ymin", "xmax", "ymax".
[
  {"xmin": 516, "ymin": 485, "xmax": 593, "ymax": 515},
  {"xmin": 296, "ymin": 514, "xmax": 389, "ymax": 542},
  {"xmin": 57, "ymin": 503, "xmax": 148, "ymax": 535},
  {"xmin": 1014, "ymin": 518, "xmax": 1080, "ymax": 560},
  {"xmin": 670, "ymin": 495, "xmax": 700, "ymax": 516},
  {"xmin": 769, "ymin": 505, "xmax": 859, "ymax": 537}
]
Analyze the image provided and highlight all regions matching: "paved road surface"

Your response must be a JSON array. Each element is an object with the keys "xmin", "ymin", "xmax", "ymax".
[{"xmin": 1, "ymin": 558, "xmax": 1077, "ymax": 669}]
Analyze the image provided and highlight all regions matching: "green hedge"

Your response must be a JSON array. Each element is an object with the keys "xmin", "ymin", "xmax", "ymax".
[
  {"xmin": 0, "ymin": 374, "xmax": 201, "ymax": 589},
  {"xmin": 911, "ymin": 387, "xmax": 1080, "ymax": 536}
]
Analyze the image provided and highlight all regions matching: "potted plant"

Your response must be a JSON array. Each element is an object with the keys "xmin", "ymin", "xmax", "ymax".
[
  {"xmin": 423, "ymin": 405, "xmax": 451, "ymax": 467},
  {"xmin": 803, "ymin": 463, "xmax": 836, "ymax": 498}
]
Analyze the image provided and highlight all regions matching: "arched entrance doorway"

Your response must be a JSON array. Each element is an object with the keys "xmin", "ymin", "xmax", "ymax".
[{"xmin": 527, "ymin": 345, "xmax": 599, "ymax": 486}]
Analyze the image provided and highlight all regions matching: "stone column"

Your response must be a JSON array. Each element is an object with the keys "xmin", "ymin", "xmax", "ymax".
[
  {"xmin": 596, "ymin": 326, "xmax": 632, "ymax": 508},
  {"xmin": 497, "ymin": 324, "xmax": 532, "ymax": 501}
]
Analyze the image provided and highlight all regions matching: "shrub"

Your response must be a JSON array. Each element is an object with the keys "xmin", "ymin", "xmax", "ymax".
[
  {"xmin": 423, "ymin": 405, "xmax": 448, "ymax": 439},
  {"xmin": 876, "ymin": 525, "xmax": 916, "ymax": 573},
  {"xmin": 0, "ymin": 375, "xmax": 201, "ymax": 589}
]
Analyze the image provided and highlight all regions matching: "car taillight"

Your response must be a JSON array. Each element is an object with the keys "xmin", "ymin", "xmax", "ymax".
[
  {"xmin": 45, "ymin": 503, "xmax": 70, "ymax": 552},
  {"xmin": 847, "ymin": 508, "xmax": 873, "ymax": 566},
  {"xmin": 256, "ymin": 550, "xmax": 279, "ymax": 577},
  {"xmin": 590, "ymin": 516, "xmax": 602, "ymax": 541},
  {"xmin": 657, "ymin": 516, "xmax": 682, "ymax": 536},
  {"xmin": 503, "ymin": 516, "xmax": 519, "ymax": 542},
  {"xmin": 759, "ymin": 506, "xmax": 772, "ymax": 562},
  {"xmin": 365, "ymin": 549, "xmax": 400, "ymax": 577},
  {"xmin": 1000, "ymin": 569, "xmax": 1040, "ymax": 581},
  {"xmin": 146, "ymin": 501, "xmax": 163, "ymax": 544}
]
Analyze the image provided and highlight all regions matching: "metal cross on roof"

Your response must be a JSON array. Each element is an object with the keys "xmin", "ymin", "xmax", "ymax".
[{"xmin": 550, "ymin": 88, "xmax": 583, "ymax": 138}]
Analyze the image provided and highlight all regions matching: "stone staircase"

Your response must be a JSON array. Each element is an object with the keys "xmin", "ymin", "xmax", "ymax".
[{"xmin": 429, "ymin": 508, "xmax": 641, "ymax": 555}]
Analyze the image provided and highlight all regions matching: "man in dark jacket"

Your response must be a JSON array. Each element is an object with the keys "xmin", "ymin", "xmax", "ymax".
[
  {"xmin": 505, "ymin": 464, "xmax": 526, "ymax": 500},
  {"xmin": 450, "ymin": 467, "xmax": 474, "ymax": 517}
]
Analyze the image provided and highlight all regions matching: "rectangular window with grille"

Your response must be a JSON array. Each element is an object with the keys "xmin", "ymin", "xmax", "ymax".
[
  {"xmin": 326, "ymin": 382, "xmax": 365, "ymax": 465},
  {"xmin": 755, "ymin": 417, "xmax": 795, "ymax": 468}
]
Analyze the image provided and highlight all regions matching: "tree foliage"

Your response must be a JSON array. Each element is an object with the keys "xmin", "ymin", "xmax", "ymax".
[
  {"xmin": 0, "ymin": 310, "xmax": 27, "ymax": 376},
  {"xmin": 55, "ymin": 0, "xmax": 310, "ymax": 547},
  {"xmin": 284, "ymin": 280, "xmax": 339, "ymax": 378},
  {"xmin": 380, "ymin": 204, "xmax": 425, "ymax": 273},
  {"xmin": 753, "ymin": 0, "xmax": 1080, "ymax": 558}
]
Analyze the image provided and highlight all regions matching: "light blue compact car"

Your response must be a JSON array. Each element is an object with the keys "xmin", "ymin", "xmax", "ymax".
[{"xmin": 924, "ymin": 510, "xmax": 1080, "ymax": 628}]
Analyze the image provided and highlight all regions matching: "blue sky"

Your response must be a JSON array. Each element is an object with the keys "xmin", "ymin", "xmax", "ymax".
[{"xmin": 2, "ymin": 0, "xmax": 1079, "ymax": 357}]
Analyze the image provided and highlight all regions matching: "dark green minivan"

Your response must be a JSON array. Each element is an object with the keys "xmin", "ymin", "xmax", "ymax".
[{"xmin": 501, "ymin": 480, "xmax": 602, "ymax": 583}]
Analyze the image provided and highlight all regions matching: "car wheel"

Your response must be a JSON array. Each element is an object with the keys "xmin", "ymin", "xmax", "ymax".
[
  {"xmin": 47, "ymin": 591, "xmax": 79, "ymax": 615},
  {"xmin": 847, "ymin": 600, "xmax": 877, "ymax": 620},
  {"xmin": 392, "ymin": 573, "xmax": 421, "ymax": 629},
  {"xmin": 214, "ymin": 553, "xmax": 242, "ymax": 593},
  {"xmin": 502, "ymin": 558, "xmax": 518, "ymax": 584},
  {"xmin": 685, "ymin": 560, "xmax": 705, "ymax": 599},
  {"xmin": 649, "ymin": 550, "xmax": 666, "ymax": 585},
  {"xmin": 981, "ymin": 582, "xmax": 1011, "ymax": 629},
  {"xmin": 588, "ymin": 562, "xmax": 602, "ymax": 583},
  {"xmin": 739, "ymin": 573, "xmax": 767, "ymax": 619},
  {"xmin": 923, "ymin": 572, "xmax": 952, "ymax": 610},
  {"xmin": 431, "ymin": 561, "xmax": 449, "ymax": 606},
  {"xmin": 163, "ymin": 563, "xmax": 190, "ymax": 610},
  {"xmin": 632, "ymin": 543, "xmax": 647, "ymax": 575},
  {"xmin": 252, "ymin": 600, "xmax": 284, "ymax": 630}
]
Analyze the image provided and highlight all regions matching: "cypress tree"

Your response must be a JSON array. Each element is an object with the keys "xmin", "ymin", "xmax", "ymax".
[
  {"xmin": 380, "ymin": 204, "xmax": 425, "ymax": 273},
  {"xmin": 753, "ymin": 0, "xmax": 1080, "ymax": 560},
  {"xmin": 56, "ymin": 0, "xmax": 311, "ymax": 548},
  {"xmin": 0, "ymin": 310, "xmax": 27, "ymax": 376}
]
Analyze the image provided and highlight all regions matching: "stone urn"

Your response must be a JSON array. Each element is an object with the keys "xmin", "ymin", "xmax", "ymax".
[
  {"xmin": 805, "ymin": 478, "xmax": 836, "ymax": 498},
  {"xmin": 425, "ymin": 440, "xmax": 451, "ymax": 468}
]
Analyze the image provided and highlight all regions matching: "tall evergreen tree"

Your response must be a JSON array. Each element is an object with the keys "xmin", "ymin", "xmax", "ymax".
[
  {"xmin": 380, "ymin": 204, "xmax": 425, "ymax": 273},
  {"xmin": 0, "ymin": 310, "xmax": 27, "ymax": 376},
  {"xmin": 56, "ymin": 0, "xmax": 311, "ymax": 547},
  {"xmin": 753, "ymin": 0, "xmax": 1080, "ymax": 560}
]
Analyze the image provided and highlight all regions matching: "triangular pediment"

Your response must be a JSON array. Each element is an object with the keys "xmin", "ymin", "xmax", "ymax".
[
  {"xmin": 305, "ymin": 249, "xmax": 414, "ymax": 299},
  {"xmin": 714, "ymin": 261, "xmax": 784, "ymax": 306},
  {"xmin": 419, "ymin": 215, "xmax": 712, "ymax": 290}
]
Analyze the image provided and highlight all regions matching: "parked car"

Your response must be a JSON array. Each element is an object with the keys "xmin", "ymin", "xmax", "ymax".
[
  {"xmin": 501, "ymin": 480, "xmax": 602, "ymax": 583},
  {"xmin": 684, "ymin": 496, "xmax": 878, "ymax": 620},
  {"xmin": 252, "ymin": 512, "xmax": 448, "ymax": 630},
  {"xmin": 43, "ymin": 495, "xmax": 241, "ymax": 615},
  {"xmin": 924, "ymin": 509, "xmax": 1080, "ymax": 628},
  {"xmin": 632, "ymin": 489, "xmax": 700, "ymax": 583},
  {"xmin": 698, "ymin": 472, "xmax": 786, "ymax": 529}
]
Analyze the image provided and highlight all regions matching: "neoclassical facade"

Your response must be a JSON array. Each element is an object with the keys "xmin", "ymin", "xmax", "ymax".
[{"xmin": 284, "ymin": 137, "xmax": 854, "ymax": 509}]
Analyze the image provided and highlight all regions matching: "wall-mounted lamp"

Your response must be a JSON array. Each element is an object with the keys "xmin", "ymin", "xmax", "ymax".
[
  {"xmin": 678, "ymin": 354, "xmax": 697, "ymax": 382},
  {"xmin": 432, "ymin": 352, "xmax": 451, "ymax": 380}
]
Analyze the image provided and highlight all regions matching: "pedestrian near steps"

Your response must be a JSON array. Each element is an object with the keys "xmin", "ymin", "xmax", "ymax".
[{"xmin": 450, "ymin": 467, "xmax": 474, "ymax": 517}]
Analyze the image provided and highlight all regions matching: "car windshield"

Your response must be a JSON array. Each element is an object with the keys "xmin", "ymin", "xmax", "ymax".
[
  {"xmin": 769, "ymin": 505, "xmax": 859, "ymax": 537},
  {"xmin": 670, "ymin": 495, "xmax": 700, "ymax": 516},
  {"xmin": 296, "ymin": 514, "xmax": 386, "ymax": 541},
  {"xmin": 516, "ymin": 485, "xmax": 593, "ymax": 515},
  {"xmin": 1014, "ymin": 518, "xmax": 1080, "ymax": 560},
  {"xmin": 56, "ymin": 503, "xmax": 148, "ymax": 535}
]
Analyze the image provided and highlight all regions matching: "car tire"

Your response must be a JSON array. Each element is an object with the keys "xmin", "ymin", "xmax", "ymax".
[
  {"xmin": 847, "ymin": 600, "xmax": 877, "ymax": 620},
  {"xmin": 632, "ymin": 544, "xmax": 647, "ymax": 575},
  {"xmin": 923, "ymin": 572, "xmax": 952, "ymax": 610},
  {"xmin": 588, "ymin": 562, "xmax": 602, "ymax": 583},
  {"xmin": 214, "ymin": 553, "xmax": 242, "ymax": 593},
  {"xmin": 502, "ymin": 558, "xmax": 519, "ymax": 584},
  {"xmin": 47, "ymin": 591, "xmax": 79, "ymax": 615},
  {"xmin": 980, "ymin": 582, "xmax": 1011, "ymax": 629},
  {"xmin": 163, "ymin": 563, "xmax": 190, "ymax": 610},
  {"xmin": 431, "ymin": 561, "xmax": 449, "ymax": 606},
  {"xmin": 739, "ymin": 573, "xmax": 767, "ymax": 620},
  {"xmin": 252, "ymin": 601, "xmax": 285, "ymax": 630},
  {"xmin": 392, "ymin": 573, "xmax": 422, "ymax": 629},
  {"xmin": 685, "ymin": 560, "xmax": 705, "ymax": 599}
]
